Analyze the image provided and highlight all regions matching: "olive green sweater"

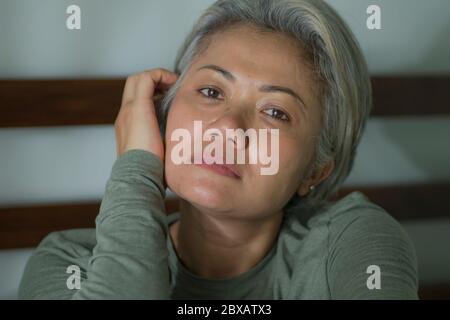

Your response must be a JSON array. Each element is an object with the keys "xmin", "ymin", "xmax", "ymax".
[{"xmin": 18, "ymin": 149, "xmax": 419, "ymax": 299}]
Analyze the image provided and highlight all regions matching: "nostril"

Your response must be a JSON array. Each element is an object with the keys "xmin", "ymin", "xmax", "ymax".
[
  {"xmin": 211, "ymin": 133, "xmax": 219, "ymax": 141},
  {"xmin": 231, "ymin": 131, "xmax": 249, "ymax": 150}
]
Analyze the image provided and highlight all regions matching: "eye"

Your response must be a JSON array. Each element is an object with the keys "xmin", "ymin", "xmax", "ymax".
[
  {"xmin": 198, "ymin": 86, "xmax": 224, "ymax": 100},
  {"xmin": 263, "ymin": 108, "xmax": 290, "ymax": 122}
]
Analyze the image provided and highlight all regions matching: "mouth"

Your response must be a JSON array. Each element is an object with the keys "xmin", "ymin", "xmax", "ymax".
[
  {"xmin": 192, "ymin": 154, "xmax": 241, "ymax": 180},
  {"xmin": 195, "ymin": 163, "xmax": 241, "ymax": 179}
]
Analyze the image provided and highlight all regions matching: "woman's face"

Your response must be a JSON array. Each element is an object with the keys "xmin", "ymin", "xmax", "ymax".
[{"xmin": 164, "ymin": 24, "xmax": 324, "ymax": 219}]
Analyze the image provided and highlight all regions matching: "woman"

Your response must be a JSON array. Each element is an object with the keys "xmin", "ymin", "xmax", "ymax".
[{"xmin": 19, "ymin": 0, "xmax": 418, "ymax": 299}]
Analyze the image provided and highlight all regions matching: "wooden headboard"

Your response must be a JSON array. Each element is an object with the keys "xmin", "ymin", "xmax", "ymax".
[
  {"xmin": 1, "ymin": 77, "xmax": 449, "ymax": 128},
  {"xmin": 1, "ymin": 76, "xmax": 450, "ymax": 299}
]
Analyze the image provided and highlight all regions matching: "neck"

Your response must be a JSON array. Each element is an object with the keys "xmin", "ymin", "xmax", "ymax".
[{"xmin": 169, "ymin": 199, "xmax": 283, "ymax": 279}]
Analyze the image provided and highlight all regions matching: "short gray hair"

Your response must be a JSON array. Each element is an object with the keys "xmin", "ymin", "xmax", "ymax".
[{"xmin": 157, "ymin": 0, "xmax": 372, "ymax": 214}]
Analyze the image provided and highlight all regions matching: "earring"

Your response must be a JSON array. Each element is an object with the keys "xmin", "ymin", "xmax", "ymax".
[{"xmin": 309, "ymin": 185, "xmax": 315, "ymax": 191}]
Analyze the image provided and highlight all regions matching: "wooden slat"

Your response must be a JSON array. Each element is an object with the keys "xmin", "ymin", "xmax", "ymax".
[
  {"xmin": 0, "ymin": 198, "xmax": 180, "ymax": 250},
  {"xmin": 0, "ymin": 203, "xmax": 99, "ymax": 250},
  {"xmin": 331, "ymin": 182, "xmax": 450, "ymax": 221},
  {"xmin": 0, "ymin": 79, "xmax": 124, "ymax": 127},
  {"xmin": 1, "ymin": 183, "xmax": 449, "ymax": 250},
  {"xmin": 419, "ymin": 284, "xmax": 450, "ymax": 300},
  {"xmin": 1, "ymin": 77, "xmax": 450, "ymax": 128},
  {"xmin": 371, "ymin": 77, "xmax": 450, "ymax": 116}
]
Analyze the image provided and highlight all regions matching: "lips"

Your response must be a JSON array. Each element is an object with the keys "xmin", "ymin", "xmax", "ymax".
[
  {"xmin": 196, "ymin": 163, "xmax": 241, "ymax": 179},
  {"xmin": 192, "ymin": 153, "xmax": 241, "ymax": 179}
]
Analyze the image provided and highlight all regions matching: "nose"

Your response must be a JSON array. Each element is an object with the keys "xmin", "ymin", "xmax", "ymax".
[{"xmin": 205, "ymin": 108, "xmax": 251, "ymax": 151}]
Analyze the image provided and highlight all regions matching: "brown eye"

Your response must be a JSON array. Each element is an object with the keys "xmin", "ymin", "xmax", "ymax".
[
  {"xmin": 198, "ymin": 87, "xmax": 223, "ymax": 100},
  {"xmin": 263, "ymin": 108, "xmax": 290, "ymax": 121}
]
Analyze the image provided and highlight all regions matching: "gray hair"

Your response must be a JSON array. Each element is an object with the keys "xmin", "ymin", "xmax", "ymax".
[{"xmin": 157, "ymin": 0, "xmax": 372, "ymax": 214}]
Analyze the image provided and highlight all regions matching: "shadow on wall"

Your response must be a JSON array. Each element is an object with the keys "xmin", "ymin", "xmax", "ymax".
[
  {"xmin": 420, "ymin": 20, "xmax": 450, "ymax": 76},
  {"xmin": 364, "ymin": 21, "xmax": 450, "ymax": 180},
  {"xmin": 378, "ymin": 117, "xmax": 450, "ymax": 182},
  {"xmin": 374, "ymin": 21, "xmax": 450, "ymax": 287}
]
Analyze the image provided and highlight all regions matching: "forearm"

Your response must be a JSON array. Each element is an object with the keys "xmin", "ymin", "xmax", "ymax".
[{"xmin": 72, "ymin": 149, "xmax": 170, "ymax": 299}]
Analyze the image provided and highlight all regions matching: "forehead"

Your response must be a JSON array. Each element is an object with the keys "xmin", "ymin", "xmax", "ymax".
[{"xmin": 190, "ymin": 24, "xmax": 318, "ymax": 97}]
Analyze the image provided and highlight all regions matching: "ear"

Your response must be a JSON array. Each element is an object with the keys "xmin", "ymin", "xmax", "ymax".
[{"xmin": 297, "ymin": 159, "xmax": 335, "ymax": 197}]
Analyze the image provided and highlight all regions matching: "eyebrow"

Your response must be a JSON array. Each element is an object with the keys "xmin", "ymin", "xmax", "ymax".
[{"xmin": 196, "ymin": 64, "xmax": 308, "ymax": 112}]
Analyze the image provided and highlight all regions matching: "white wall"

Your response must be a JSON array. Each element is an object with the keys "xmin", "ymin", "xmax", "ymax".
[{"xmin": 1, "ymin": 0, "xmax": 449, "ymax": 299}]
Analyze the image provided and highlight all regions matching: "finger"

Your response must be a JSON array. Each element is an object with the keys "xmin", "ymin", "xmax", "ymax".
[
  {"xmin": 135, "ymin": 68, "xmax": 179, "ymax": 100},
  {"xmin": 121, "ymin": 75, "xmax": 137, "ymax": 106}
]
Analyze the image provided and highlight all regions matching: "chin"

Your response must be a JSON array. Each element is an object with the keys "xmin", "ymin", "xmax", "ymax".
[
  {"xmin": 186, "ymin": 186, "xmax": 228, "ymax": 211},
  {"xmin": 167, "ymin": 170, "xmax": 237, "ymax": 212}
]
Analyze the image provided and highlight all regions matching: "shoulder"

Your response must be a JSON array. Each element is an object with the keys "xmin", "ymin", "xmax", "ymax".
[
  {"xmin": 18, "ymin": 228, "xmax": 96, "ymax": 299},
  {"xmin": 324, "ymin": 192, "xmax": 409, "ymax": 241},
  {"xmin": 307, "ymin": 191, "xmax": 408, "ymax": 241},
  {"xmin": 325, "ymin": 192, "xmax": 414, "ymax": 256},
  {"xmin": 312, "ymin": 191, "xmax": 419, "ymax": 299}
]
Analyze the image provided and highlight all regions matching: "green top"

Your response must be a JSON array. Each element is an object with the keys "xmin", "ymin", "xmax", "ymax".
[{"xmin": 18, "ymin": 149, "xmax": 419, "ymax": 299}]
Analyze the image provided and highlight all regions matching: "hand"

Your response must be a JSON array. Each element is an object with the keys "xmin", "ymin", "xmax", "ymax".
[{"xmin": 114, "ymin": 68, "xmax": 179, "ymax": 161}]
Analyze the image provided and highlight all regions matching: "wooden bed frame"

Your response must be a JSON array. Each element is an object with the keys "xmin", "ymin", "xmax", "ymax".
[{"xmin": 1, "ymin": 76, "xmax": 449, "ymax": 299}]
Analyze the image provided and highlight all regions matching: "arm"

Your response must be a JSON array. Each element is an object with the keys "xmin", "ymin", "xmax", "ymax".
[
  {"xmin": 73, "ymin": 149, "xmax": 170, "ymax": 299},
  {"xmin": 19, "ymin": 68, "xmax": 180, "ymax": 299},
  {"xmin": 18, "ymin": 149, "xmax": 171, "ymax": 299},
  {"xmin": 327, "ymin": 209, "xmax": 419, "ymax": 299}
]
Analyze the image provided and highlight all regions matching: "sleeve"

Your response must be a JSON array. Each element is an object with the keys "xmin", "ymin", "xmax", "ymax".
[
  {"xmin": 326, "ymin": 209, "xmax": 419, "ymax": 300},
  {"xmin": 18, "ymin": 229, "xmax": 95, "ymax": 299},
  {"xmin": 18, "ymin": 149, "xmax": 170, "ymax": 299}
]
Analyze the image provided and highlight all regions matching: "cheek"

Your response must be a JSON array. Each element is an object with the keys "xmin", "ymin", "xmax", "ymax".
[
  {"xmin": 279, "ymin": 139, "xmax": 303, "ymax": 172},
  {"xmin": 270, "ymin": 137, "xmax": 309, "ymax": 191},
  {"xmin": 163, "ymin": 96, "xmax": 201, "ymax": 196},
  {"xmin": 164, "ymin": 160, "xmax": 184, "ymax": 195},
  {"xmin": 165, "ymin": 97, "xmax": 191, "ymax": 134},
  {"xmin": 164, "ymin": 99, "xmax": 196, "ymax": 152}
]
